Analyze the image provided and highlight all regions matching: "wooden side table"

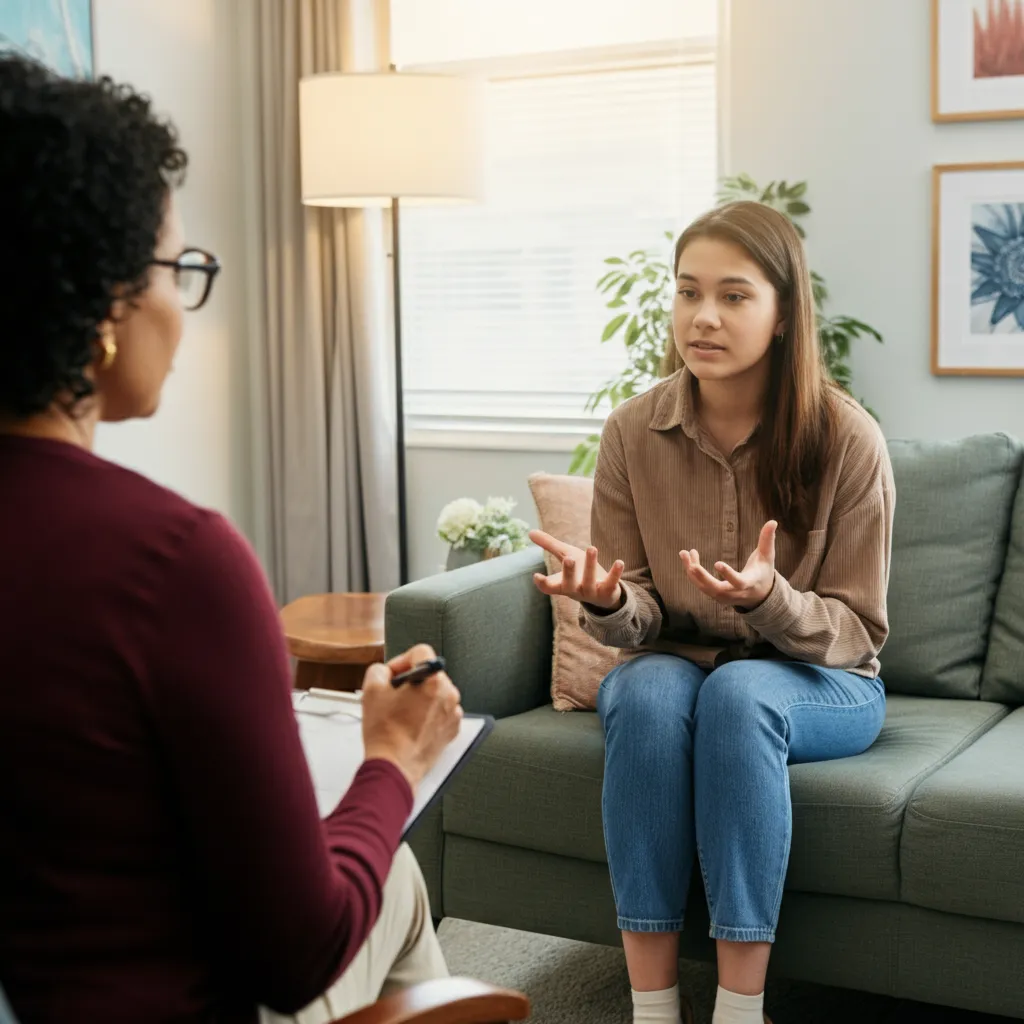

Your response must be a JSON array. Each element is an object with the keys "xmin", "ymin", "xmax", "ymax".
[{"xmin": 281, "ymin": 593, "xmax": 387, "ymax": 693}]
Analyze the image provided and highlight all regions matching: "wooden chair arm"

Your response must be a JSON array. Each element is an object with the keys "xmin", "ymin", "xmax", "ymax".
[{"xmin": 330, "ymin": 977, "xmax": 530, "ymax": 1024}]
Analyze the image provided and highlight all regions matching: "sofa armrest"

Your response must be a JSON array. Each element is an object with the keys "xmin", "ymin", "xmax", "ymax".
[{"xmin": 385, "ymin": 549, "xmax": 551, "ymax": 718}]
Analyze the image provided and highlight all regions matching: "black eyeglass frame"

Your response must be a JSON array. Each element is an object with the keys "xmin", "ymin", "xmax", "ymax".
[{"xmin": 150, "ymin": 247, "xmax": 222, "ymax": 311}]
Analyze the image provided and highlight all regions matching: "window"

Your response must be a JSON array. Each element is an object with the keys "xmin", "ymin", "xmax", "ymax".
[{"xmin": 393, "ymin": 3, "xmax": 718, "ymax": 446}]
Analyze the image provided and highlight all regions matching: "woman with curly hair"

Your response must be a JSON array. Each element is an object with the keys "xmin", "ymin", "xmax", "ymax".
[{"xmin": 0, "ymin": 55, "xmax": 461, "ymax": 1024}]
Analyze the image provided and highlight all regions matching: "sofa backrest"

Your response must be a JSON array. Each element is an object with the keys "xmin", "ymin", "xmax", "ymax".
[
  {"xmin": 880, "ymin": 434, "xmax": 1023, "ymax": 699},
  {"xmin": 982, "ymin": 476, "xmax": 1024, "ymax": 703}
]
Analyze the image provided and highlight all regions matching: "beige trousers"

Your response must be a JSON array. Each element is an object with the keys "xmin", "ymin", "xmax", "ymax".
[{"xmin": 261, "ymin": 845, "xmax": 448, "ymax": 1024}]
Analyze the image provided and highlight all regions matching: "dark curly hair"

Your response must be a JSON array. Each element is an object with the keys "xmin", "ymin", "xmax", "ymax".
[{"xmin": 0, "ymin": 55, "xmax": 188, "ymax": 417}]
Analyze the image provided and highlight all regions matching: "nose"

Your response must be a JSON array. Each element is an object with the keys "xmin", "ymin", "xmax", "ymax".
[{"xmin": 692, "ymin": 296, "xmax": 721, "ymax": 330}]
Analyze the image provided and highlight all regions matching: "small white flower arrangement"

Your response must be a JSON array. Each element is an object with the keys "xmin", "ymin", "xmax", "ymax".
[{"xmin": 437, "ymin": 496, "xmax": 530, "ymax": 559}]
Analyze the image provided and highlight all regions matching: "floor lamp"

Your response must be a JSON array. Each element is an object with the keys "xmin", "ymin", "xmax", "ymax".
[{"xmin": 299, "ymin": 71, "xmax": 485, "ymax": 584}]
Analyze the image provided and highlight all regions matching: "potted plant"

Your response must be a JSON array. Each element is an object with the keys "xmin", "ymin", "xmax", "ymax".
[
  {"xmin": 569, "ymin": 175, "xmax": 883, "ymax": 475},
  {"xmin": 437, "ymin": 497, "xmax": 530, "ymax": 570}
]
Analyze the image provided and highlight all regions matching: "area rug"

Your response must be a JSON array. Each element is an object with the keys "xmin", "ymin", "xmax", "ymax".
[{"xmin": 437, "ymin": 918, "xmax": 1004, "ymax": 1023}]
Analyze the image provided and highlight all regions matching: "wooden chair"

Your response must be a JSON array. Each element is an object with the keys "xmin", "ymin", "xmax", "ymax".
[
  {"xmin": 0, "ymin": 978, "xmax": 530, "ymax": 1024},
  {"xmin": 334, "ymin": 977, "xmax": 530, "ymax": 1023}
]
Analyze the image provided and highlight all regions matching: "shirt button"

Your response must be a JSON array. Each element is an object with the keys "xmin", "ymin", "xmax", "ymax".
[{"xmin": 726, "ymin": 521, "xmax": 735, "ymax": 533}]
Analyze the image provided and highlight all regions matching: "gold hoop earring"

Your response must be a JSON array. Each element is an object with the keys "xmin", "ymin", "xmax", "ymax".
[
  {"xmin": 774, "ymin": 332, "xmax": 785, "ymax": 344},
  {"xmin": 99, "ymin": 324, "xmax": 117, "ymax": 369}
]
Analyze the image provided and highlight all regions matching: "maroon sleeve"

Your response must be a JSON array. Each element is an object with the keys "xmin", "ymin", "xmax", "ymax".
[{"xmin": 144, "ymin": 509, "xmax": 412, "ymax": 1013}]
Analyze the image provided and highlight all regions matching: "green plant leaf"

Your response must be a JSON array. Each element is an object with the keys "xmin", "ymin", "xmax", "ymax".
[
  {"xmin": 569, "ymin": 437, "xmax": 599, "ymax": 476},
  {"xmin": 605, "ymin": 257, "xmax": 625, "ymax": 265},
  {"xmin": 786, "ymin": 201, "xmax": 810, "ymax": 216},
  {"xmin": 599, "ymin": 273, "xmax": 626, "ymax": 294},
  {"xmin": 602, "ymin": 313, "xmax": 629, "ymax": 341},
  {"xmin": 788, "ymin": 181, "xmax": 808, "ymax": 198},
  {"xmin": 624, "ymin": 317, "xmax": 641, "ymax": 348},
  {"xmin": 830, "ymin": 315, "xmax": 884, "ymax": 341}
]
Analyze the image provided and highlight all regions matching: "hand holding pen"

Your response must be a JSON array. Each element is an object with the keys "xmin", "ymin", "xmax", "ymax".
[{"xmin": 360, "ymin": 645, "xmax": 462, "ymax": 791}]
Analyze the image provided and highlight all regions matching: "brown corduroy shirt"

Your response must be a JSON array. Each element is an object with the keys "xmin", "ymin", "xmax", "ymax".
[{"xmin": 580, "ymin": 369, "xmax": 895, "ymax": 678}]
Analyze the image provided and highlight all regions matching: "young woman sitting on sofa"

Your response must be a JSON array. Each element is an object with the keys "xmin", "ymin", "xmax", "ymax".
[{"xmin": 530, "ymin": 201, "xmax": 894, "ymax": 1024}]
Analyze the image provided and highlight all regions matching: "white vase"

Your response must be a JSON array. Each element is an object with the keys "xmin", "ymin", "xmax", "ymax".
[{"xmin": 445, "ymin": 546, "xmax": 493, "ymax": 571}]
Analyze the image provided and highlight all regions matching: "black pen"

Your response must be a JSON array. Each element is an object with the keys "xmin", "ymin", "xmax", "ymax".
[{"xmin": 391, "ymin": 656, "xmax": 446, "ymax": 689}]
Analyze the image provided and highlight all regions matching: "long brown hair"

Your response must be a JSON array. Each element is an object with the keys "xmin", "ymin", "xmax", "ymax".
[{"xmin": 665, "ymin": 201, "xmax": 835, "ymax": 536}]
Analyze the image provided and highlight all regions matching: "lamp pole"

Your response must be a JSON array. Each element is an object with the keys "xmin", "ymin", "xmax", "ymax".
[{"xmin": 390, "ymin": 194, "xmax": 409, "ymax": 585}]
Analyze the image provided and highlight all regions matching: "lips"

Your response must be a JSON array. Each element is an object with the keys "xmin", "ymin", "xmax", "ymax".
[{"xmin": 688, "ymin": 341, "xmax": 726, "ymax": 352}]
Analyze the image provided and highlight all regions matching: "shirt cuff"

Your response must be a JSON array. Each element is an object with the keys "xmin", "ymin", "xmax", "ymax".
[
  {"xmin": 736, "ymin": 570, "xmax": 801, "ymax": 639},
  {"xmin": 579, "ymin": 584, "xmax": 638, "ymax": 643}
]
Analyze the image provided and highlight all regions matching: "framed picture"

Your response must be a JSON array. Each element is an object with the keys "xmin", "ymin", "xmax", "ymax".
[
  {"xmin": 933, "ymin": 161, "xmax": 1024, "ymax": 376},
  {"xmin": 933, "ymin": 0, "xmax": 1024, "ymax": 121},
  {"xmin": 0, "ymin": 0, "xmax": 94, "ymax": 79}
]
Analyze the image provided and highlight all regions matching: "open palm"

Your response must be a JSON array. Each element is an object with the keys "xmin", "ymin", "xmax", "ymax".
[
  {"xmin": 529, "ymin": 530, "xmax": 625, "ymax": 610},
  {"xmin": 680, "ymin": 520, "xmax": 778, "ymax": 608}
]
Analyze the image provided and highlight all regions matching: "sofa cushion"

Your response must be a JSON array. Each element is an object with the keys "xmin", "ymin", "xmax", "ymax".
[
  {"xmin": 982, "ymin": 479, "xmax": 1024, "ymax": 703},
  {"xmin": 444, "ymin": 706, "xmax": 607, "ymax": 864},
  {"xmin": 881, "ymin": 435, "xmax": 1022, "ymax": 698},
  {"xmin": 901, "ymin": 706, "xmax": 1024, "ymax": 923},
  {"xmin": 443, "ymin": 696, "xmax": 1007, "ymax": 902},
  {"xmin": 787, "ymin": 696, "xmax": 1006, "ymax": 900}
]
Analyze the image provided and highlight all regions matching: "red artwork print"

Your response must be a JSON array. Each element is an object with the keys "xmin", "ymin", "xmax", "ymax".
[{"xmin": 975, "ymin": 0, "xmax": 1024, "ymax": 78}]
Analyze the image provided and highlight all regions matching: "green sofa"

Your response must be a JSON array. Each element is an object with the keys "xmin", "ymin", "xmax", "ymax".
[{"xmin": 386, "ymin": 434, "xmax": 1024, "ymax": 1019}]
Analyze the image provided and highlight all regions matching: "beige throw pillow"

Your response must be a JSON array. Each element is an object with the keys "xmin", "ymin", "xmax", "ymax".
[{"xmin": 528, "ymin": 472, "xmax": 620, "ymax": 711}]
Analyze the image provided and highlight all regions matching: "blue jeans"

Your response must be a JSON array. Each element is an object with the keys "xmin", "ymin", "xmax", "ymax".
[{"xmin": 597, "ymin": 654, "xmax": 886, "ymax": 943}]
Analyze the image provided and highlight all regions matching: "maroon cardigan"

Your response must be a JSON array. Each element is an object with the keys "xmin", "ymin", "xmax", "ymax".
[{"xmin": 0, "ymin": 435, "xmax": 412, "ymax": 1024}]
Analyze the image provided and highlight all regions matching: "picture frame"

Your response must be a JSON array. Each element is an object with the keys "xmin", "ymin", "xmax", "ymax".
[
  {"xmin": 932, "ymin": 0, "xmax": 1024, "ymax": 122},
  {"xmin": 932, "ymin": 161, "xmax": 1024, "ymax": 376},
  {"xmin": 0, "ymin": 0, "xmax": 94, "ymax": 79}
]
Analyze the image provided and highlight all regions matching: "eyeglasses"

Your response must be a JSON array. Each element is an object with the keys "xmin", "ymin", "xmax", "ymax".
[{"xmin": 150, "ymin": 247, "xmax": 222, "ymax": 311}]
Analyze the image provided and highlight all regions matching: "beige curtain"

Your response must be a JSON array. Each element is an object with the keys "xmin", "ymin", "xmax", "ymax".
[{"xmin": 242, "ymin": 0, "xmax": 399, "ymax": 603}]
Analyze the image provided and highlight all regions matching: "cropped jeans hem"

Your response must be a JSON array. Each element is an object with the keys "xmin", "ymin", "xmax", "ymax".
[
  {"xmin": 709, "ymin": 924, "xmax": 776, "ymax": 943},
  {"xmin": 617, "ymin": 916, "xmax": 685, "ymax": 933}
]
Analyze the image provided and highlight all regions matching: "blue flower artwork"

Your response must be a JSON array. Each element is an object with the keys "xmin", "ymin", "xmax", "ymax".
[
  {"xmin": 971, "ymin": 202, "xmax": 1024, "ymax": 335},
  {"xmin": 0, "ymin": 0, "xmax": 93, "ymax": 79}
]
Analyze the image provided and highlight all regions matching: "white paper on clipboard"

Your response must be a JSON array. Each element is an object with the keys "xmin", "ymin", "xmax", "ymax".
[{"xmin": 292, "ymin": 691, "xmax": 491, "ymax": 837}]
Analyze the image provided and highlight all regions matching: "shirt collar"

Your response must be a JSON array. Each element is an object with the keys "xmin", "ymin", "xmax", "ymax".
[
  {"xmin": 648, "ymin": 366, "xmax": 763, "ymax": 450},
  {"xmin": 648, "ymin": 367, "xmax": 700, "ymax": 439}
]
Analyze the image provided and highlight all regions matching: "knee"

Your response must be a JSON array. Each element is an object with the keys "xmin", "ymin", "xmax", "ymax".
[
  {"xmin": 598, "ymin": 654, "xmax": 701, "ymax": 734},
  {"xmin": 389, "ymin": 844, "xmax": 432, "ymax": 913},
  {"xmin": 696, "ymin": 661, "xmax": 780, "ymax": 734}
]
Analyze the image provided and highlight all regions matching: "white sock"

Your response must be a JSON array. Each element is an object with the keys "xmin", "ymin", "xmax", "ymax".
[
  {"xmin": 631, "ymin": 983, "xmax": 682, "ymax": 1024},
  {"xmin": 711, "ymin": 985, "xmax": 764, "ymax": 1024}
]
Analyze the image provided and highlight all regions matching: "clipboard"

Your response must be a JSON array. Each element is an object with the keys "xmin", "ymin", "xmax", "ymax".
[{"xmin": 293, "ymin": 691, "xmax": 494, "ymax": 840}]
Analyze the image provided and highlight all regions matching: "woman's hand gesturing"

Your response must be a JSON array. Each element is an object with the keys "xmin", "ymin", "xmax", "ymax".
[
  {"xmin": 679, "ymin": 520, "xmax": 778, "ymax": 608},
  {"xmin": 529, "ymin": 530, "xmax": 625, "ymax": 610}
]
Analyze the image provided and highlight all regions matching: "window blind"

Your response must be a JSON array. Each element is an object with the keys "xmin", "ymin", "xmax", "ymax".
[{"xmin": 400, "ymin": 57, "xmax": 717, "ymax": 435}]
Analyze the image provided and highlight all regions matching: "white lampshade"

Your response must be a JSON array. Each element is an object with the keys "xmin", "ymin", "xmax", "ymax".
[{"xmin": 299, "ymin": 72, "xmax": 485, "ymax": 207}]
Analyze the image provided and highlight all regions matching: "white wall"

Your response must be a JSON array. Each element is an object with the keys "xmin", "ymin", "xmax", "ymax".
[
  {"xmin": 91, "ymin": 0, "xmax": 252, "ymax": 533},
  {"xmin": 727, "ymin": 0, "xmax": 1024, "ymax": 441}
]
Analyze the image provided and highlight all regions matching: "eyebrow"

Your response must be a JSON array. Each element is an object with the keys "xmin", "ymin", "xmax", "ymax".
[{"xmin": 676, "ymin": 272, "xmax": 756, "ymax": 286}]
